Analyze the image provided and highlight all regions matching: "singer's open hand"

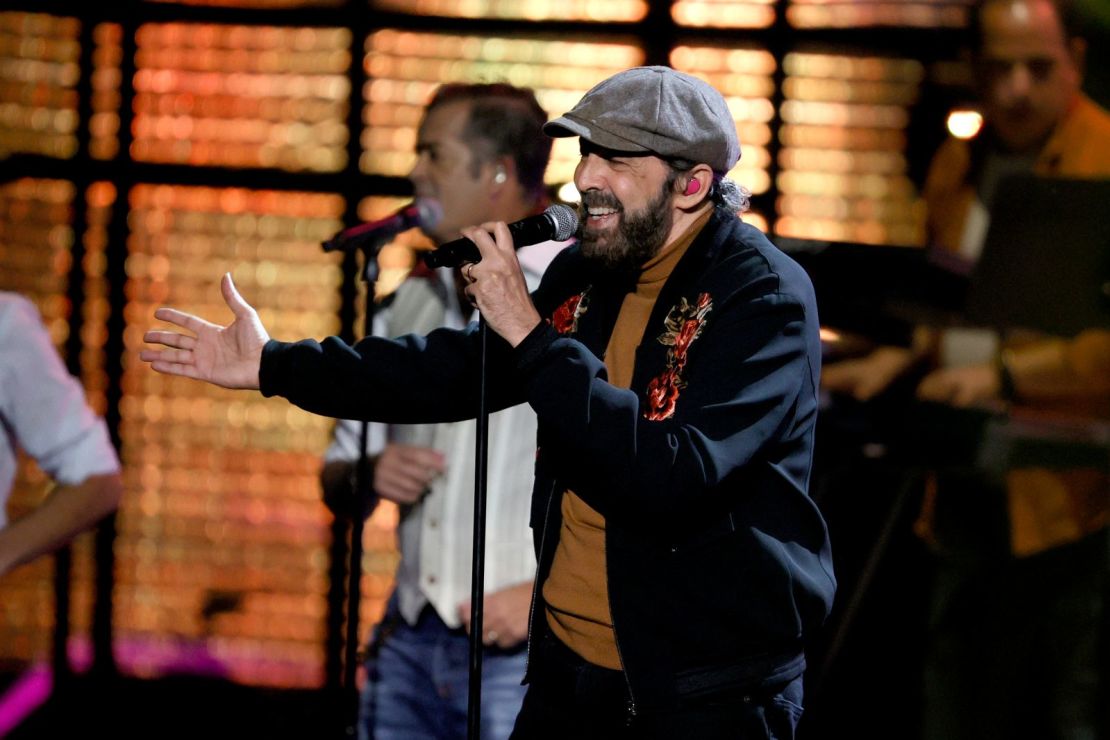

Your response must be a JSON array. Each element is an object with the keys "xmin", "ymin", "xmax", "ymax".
[
  {"xmin": 139, "ymin": 272, "xmax": 269, "ymax": 390},
  {"xmin": 459, "ymin": 222, "xmax": 541, "ymax": 347}
]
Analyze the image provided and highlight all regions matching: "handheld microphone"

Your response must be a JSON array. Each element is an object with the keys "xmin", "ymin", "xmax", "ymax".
[
  {"xmin": 423, "ymin": 204, "xmax": 579, "ymax": 268},
  {"xmin": 321, "ymin": 199, "xmax": 443, "ymax": 253}
]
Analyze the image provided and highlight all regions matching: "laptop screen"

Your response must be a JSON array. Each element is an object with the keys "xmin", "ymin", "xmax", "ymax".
[{"xmin": 965, "ymin": 174, "xmax": 1110, "ymax": 337}]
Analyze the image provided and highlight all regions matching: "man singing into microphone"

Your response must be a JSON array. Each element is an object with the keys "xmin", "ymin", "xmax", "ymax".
[
  {"xmin": 321, "ymin": 82, "xmax": 565, "ymax": 740},
  {"xmin": 141, "ymin": 66, "xmax": 835, "ymax": 739}
]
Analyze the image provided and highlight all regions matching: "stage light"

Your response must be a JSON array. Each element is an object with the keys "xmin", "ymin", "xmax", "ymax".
[{"xmin": 946, "ymin": 107, "xmax": 984, "ymax": 140}]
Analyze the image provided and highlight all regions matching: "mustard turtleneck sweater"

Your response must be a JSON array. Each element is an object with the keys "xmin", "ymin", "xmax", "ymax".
[{"xmin": 542, "ymin": 208, "xmax": 712, "ymax": 668}]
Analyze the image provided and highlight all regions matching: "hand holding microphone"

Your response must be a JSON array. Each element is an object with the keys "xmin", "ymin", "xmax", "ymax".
[
  {"xmin": 446, "ymin": 204, "xmax": 577, "ymax": 346},
  {"xmin": 424, "ymin": 203, "xmax": 578, "ymax": 268},
  {"xmin": 319, "ymin": 201, "xmax": 578, "ymax": 346}
]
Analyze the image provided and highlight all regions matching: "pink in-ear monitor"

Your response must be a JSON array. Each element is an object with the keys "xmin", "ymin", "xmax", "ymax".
[{"xmin": 684, "ymin": 179, "xmax": 701, "ymax": 195}]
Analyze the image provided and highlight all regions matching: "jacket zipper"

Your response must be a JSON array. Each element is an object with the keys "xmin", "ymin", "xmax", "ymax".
[
  {"xmin": 524, "ymin": 479, "xmax": 558, "ymax": 675},
  {"xmin": 606, "ymin": 540, "xmax": 638, "ymax": 724},
  {"xmin": 530, "ymin": 479, "xmax": 639, "ymax": 722}
]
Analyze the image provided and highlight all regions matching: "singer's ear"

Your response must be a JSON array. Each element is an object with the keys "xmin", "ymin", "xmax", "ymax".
[{"xmin": 674, "ymin": 164, "xmax": 713, "ymax": 209}]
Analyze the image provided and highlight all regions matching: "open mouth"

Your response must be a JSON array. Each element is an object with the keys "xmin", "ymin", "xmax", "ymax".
[{"xmin": 584, "ymin": 205, "xmax": 621, "ymax": 229}]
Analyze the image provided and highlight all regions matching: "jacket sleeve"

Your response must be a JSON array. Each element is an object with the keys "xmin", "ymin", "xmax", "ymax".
[
  {"xmin": 515, "ymin": 286, "xmax": 818, "ymax": 523},
  {"xmin": 260, "ymin": 321, "xmax": 529, "ymax": 424}
]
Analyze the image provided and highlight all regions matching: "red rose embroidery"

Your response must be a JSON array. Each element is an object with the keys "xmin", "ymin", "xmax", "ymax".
[
  {"xmin": 645, "ymin": 368, "xmax": 683, "ymax": 421},
  {"xmin": 673, "ymin": 318, "xmax": 700, "ymax": 361},
  {"xmin": 549, "ymin": 289, "xmax": 590, "ymax": 335},
  {"xmin": 643, "ymin": 292, "xmax": 713, "ymax": 421}
]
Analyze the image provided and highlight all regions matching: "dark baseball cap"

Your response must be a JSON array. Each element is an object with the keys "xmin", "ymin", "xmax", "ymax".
[{"xmin": 543, "ymin": 66, "xmax": 741, "ymax": 174}]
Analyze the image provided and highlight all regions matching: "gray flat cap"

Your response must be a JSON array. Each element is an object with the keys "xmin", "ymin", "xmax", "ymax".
[{"xmin": 543, "ymin": 66, "xmax": 740, "ymax": 174}]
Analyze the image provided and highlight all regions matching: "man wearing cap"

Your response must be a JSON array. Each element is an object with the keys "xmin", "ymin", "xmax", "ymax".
[{"xmin": 141, "ymin": 66, "xmax": 835, "ymax": 739}]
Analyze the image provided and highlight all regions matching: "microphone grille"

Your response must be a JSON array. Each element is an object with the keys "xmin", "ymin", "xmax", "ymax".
[
  {"xmin": 545, "ymin": 203, "xmax": 579, "ymax": 241},
  {"xmin": 415, "ymin": 198, "xmax": 443, "ymax": 232}
]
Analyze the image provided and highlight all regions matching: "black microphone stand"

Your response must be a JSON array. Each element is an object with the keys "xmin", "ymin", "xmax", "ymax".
[
  {"xmin": 329, "ymin": 228, "xmax": 494, "ymax": 740},
  {"xmin": 335, "ymin": 230, "xmax": 388, "ymax": 739},
  {"xmin": 467, "ymin": 317, "xmax": 491, "ymax": 740}
]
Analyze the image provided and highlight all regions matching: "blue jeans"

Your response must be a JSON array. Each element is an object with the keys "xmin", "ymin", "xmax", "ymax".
[{"xmin": 360, "ymin": 600, "xmax": 528, "ymax": 740}]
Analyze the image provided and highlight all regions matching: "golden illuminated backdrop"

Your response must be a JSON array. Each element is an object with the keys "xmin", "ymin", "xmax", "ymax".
[
  {"xmin": 144, "ymin": 0, "xmax": 345, "ymax": 6},
  {"xmin": 786, "ymin": 0, "xmax": 971, "ymax": 28},
  {"xmin": 80, "ymin": 181, "xmax": 117, "ymax": 416},
  {"xmin": 0, "ymin": 12, "xmax": 80, "ymax": 159},
  {"xmin": 91, "ymin": 23, "xmax": 123, "ymax": 161},
  {"xmin": 370, "ymin": 0, "xmax": 648, "ymax": 21},
  {"xmin": 0, "ymin": 179, "xmax": 74, "ymax": 317},
  {"xmin": 776, "ymin": 52, "xmax": 927, "ymax": 245},
  {"xmin": 769, "ymin": 4, "xmax": 968, "ymax": 244},
  {"xmin": 361, "ymin": 30, "xmax": 646, "ymax": 186},
  {"xmin": 672, "ymin": 0, "xmax": 777, "ymax": 28},
  {"xmin": 670, "ymin": 44, "xmax": 776, "ymax": 232},
  {"xmin": 115, "ymin": 184, "xmax": 352, "ymax": 687},
  {"xmin": 131, "ymin": 23, "xmax": 352, "ymax": 171}
]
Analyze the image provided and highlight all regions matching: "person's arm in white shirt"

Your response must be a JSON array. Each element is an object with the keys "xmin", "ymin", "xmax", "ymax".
[{"xmin": 0, "ymin": 295, "xmax": 121, "ymax": 575}]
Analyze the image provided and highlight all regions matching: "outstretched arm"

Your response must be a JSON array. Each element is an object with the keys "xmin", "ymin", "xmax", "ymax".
[{"xmin": 140, "ymin": 273, "xmax": 269, "ymax": 390}]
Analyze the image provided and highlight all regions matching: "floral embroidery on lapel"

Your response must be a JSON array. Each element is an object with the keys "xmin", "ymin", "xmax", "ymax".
[
  {"xmin": 549, "ymin": 287, "xmax": 591, "ymax": 335},
  {"xmin": 644, "ymin": 292, "xmax": 713, "ymax": 421}
]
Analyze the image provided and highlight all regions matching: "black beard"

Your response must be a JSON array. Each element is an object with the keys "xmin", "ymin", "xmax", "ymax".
[{"xmin": 577, "ymin": 183, "xmax": 674, "ymax": 272}]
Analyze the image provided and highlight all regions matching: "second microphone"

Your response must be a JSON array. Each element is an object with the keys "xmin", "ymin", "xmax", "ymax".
[{"xmin": 424, "ymin": 203, "xmax": 578, "ymax": 268}]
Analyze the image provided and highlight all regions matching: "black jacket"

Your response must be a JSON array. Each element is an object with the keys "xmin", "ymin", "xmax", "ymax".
[{"xmin": 260, "ymin": 209, "xmax": 835, "ymax": 711}]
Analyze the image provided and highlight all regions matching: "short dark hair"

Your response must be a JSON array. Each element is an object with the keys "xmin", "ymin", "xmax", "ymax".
[
  {"xmin": 969, "ymin": 0, "xmax": 1085, "ymax": 53},
  {"xmin": 427, "ymin": 83, "xmax": 552, "ymax": 200}
]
